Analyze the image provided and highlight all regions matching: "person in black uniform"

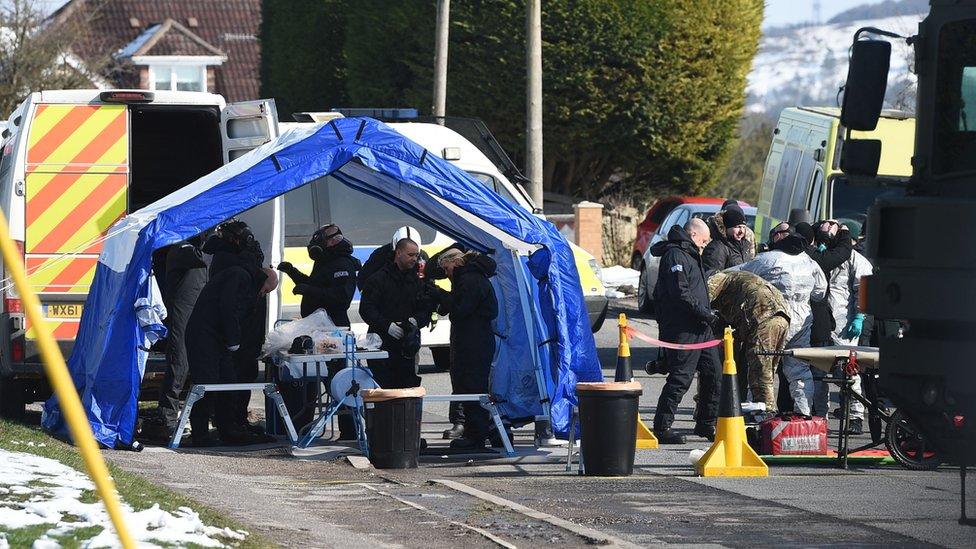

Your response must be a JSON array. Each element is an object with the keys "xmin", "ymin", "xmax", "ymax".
[
  {"xmin": 432, "ymin": 248, "xmax": 499, "ymax": 450},
  {"xmin": 202, "ymin": 221, "xmax": 271, "ymax": 435},
  {"xmin": 154, "ymin": 236, "xmax": 209, "ymax": 437},
  {"xmin": 186, "ymin": 228, "xmax": 278, "ymax": 446},
  {"xmin": 360, "ymin": 237, "xmax": 432, "ymax": 389},
  {"xmin": 648, "ymin": 218, "xmax": 720, "ymax": 444},
  {"xmin": 277, "ymin": 223, "xmax": 360, "ymax": 439},
  {"xmin": 426, "ymin": 243, "xmax": 467, "ymax": 439}
]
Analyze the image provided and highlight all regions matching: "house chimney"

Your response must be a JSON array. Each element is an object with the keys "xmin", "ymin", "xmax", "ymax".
[
  {"xmin": 129, "ymin": 17, "xmax": 140, "ymax": 28},
  {"xmin": 187, "ymin": 17, "xmax": 199, "ymax": 28}
]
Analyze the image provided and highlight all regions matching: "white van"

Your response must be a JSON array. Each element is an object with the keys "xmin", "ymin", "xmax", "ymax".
[
  {"xmin": 278, "ymin": 114, "xmax": 608, "ymax": 370},
  {"xmin": 0, "ymin": 89, "xmax": 280, "ymax": 417}
]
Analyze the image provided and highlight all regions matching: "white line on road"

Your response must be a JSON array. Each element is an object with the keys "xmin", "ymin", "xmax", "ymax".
[
  {"xmin": 359, "ymin": 483, "xmax": 517, "ymax": 549},
  {"xmin": 431, "ymin": 478, "xmax": 645, "ymax": 548}
]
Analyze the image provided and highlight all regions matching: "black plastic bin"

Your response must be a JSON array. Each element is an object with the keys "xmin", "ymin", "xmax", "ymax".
[
  {"xmin": 577, "ymin": 381, "xmax": 643, "ymax": 476},
  {"xmin": 362, "ymin": 387, "xmax": 426, "ymax": 469}
]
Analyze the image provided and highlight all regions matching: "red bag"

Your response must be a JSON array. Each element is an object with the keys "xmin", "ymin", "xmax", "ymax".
[{"xmin": 759, "ymin": 414, "xmax": 828, "ymax": 455}]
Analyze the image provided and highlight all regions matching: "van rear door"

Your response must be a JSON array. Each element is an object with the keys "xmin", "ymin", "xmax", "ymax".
[
  {"xmin": 220, "ymin": 99, "xmax": 281, "ymax": 330},
  {"xmin": 24, "ymin": 103, "xmax": 129, "ymax": 340}
]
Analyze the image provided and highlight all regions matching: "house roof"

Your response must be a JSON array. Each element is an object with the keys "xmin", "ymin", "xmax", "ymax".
[
  {"xmin": 116, "ymin": 18, "xmax": 225, "ymax": 59},
  {"xmin": 51, "ymin": 0, "xmax": 260, "ymax": 101}
]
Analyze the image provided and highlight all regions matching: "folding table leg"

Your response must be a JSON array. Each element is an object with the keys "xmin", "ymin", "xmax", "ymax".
[
  {"xmin": 264, "ymin": 384, "xmax": 298, "ymax": 444},
  {"xmin": 169, "ymin": 385, "xmax": 206, "ymax": 449},
  {"xmin": 566, "ymin": 406, "xmax": 578, "ymax": 472},
  {"xmin": 481, "ymin": 396, "xmax": 515, "ymax": 457},
  {"xmin": 298, "ymin": 395, "xmax": 348, "ymax": 448}
]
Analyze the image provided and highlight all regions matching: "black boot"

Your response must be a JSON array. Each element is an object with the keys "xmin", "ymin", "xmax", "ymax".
[
  {"xmin": 694, "ymin": 424, "xmax": 716, "ymax": 442},
  {"xmin": 655, "ymin": 429, "xmax": 686, "ymax": 445},
  {"xmin": 846, "ymin": 418, "xmax": 863, "ymax": 435},
  {"xmin": 442, "ymin": 423, "xmax": 465, "ymax": 439},
  {"xmin": 450, "ymin": 436, "xmax": 486, "ymax": 451}
]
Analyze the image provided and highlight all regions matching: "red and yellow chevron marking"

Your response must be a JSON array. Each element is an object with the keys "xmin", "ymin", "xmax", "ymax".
[
  {"xmin": 27, "ymin": 104, "xmax": 128, "ymax": 171},
  {"xmin": 25, "ymin": 318, "xmax": 80, "ymax": 340},
  {"xmin": 25, "ymin": 104, "xmax": 128, "ymax": 259},
  {"xmin": 25, "ymin": 172, "xmax": 127, "ymax": 254},
  {"xmin": 25, "ymin": 255, "xmax": 98, "ymax": 294}
]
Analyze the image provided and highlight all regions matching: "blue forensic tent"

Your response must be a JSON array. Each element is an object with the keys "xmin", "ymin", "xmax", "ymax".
[{"xmin": 42, "ymin": 117, "xmax": 602, "ymax": 448}]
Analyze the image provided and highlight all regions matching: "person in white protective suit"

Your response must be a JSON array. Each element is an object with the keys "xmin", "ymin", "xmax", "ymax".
[
  {"xmin": 729, "ymin": 227, "xmax": 828, "ymax": 415},
  {"xmin": 818, "ymin": 229, "xmax": 875, "ymax": 433}
]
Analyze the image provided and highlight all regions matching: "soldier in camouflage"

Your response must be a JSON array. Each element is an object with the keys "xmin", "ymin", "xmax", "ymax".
[{"xmin": 707, "ymin": 270, "xmax": 790, "ymax": 413}]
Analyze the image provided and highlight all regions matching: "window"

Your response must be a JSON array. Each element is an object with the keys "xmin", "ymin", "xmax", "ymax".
[
  {"xmin": 830, "ymin": 176, "xmax": 906, "ymax": 226},
  {"xmin": 790, "ymin": 153, "xmax": 817, "ymax": 212},
  {"xmin": 282, "ymin": 175, "xmax": 438, "ymax": 247},
  {"xmin": 933, "ymin": 19, "xmax": 976, "ymax": 176},
  {"xmin": 471, "ymin": 172, "xmax": 518, "ymax": 205},
  {"xmin": 150, "ymin": 65, "xmax": 206, "ymax": 92},
  {"xmin": 283, "ymin": 183, "xmax": 316, "ymax": 246},
  {"xmin": 808, "ymin": 168, "xmax": 824, "ymax": 220},
  {"xmin": 771, "ymin": 146, "xmax": 802, "ymax": 219}
]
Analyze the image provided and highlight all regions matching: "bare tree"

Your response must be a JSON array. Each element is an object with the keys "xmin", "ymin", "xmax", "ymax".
[{"xmin": 0, "ymin": 0, "xmax": 108, "ymax": 116}]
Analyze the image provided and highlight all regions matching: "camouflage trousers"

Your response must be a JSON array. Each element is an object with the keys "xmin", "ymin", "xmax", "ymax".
[{"xmin": 744, "ymin": 314, "xmax": 789, "ymax": 413}]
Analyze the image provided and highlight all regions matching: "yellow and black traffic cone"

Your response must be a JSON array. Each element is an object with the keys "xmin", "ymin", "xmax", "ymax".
[
  {"xmin": 696, "ymin": 326, "xmax": 768, "ymax": 477},
  {"xmin": 617, "ymin": 314, "xmax": 658, "ymax": 449}
]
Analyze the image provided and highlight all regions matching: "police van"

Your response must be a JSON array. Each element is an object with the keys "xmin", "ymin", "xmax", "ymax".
[
  {"xmin": 0, "ymin": 89, "xmax": 280, "ymax": 417},
  {"xmin": 755, "ymin": 107, "xmax": 915, "ymax": 237},
  {"xmin": 278, "ymin": 113, "xmax": 608, "ymax": 370}
]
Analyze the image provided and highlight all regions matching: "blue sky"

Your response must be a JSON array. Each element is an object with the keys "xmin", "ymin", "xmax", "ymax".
[{"xmin": 764, "ymin": 0, "xmax": 887, "ymax": 28}]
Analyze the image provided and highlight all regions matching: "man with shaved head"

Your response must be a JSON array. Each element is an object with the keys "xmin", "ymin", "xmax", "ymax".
[{"xmin": 647, "ymin": 217, "xmax": 721, "ymax": 444}]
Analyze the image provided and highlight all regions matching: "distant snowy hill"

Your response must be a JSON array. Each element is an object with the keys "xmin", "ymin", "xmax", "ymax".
[{"xmin": 747, "ymin": 12, "xmax": 925, "ymax": 117}]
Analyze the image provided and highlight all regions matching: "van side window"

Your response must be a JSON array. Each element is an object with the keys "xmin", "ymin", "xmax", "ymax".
[
  {"xmin": 472, "ymin": 172, "xmax": 517, "ymax": 205},
  {"xmin": 808, "ymin": 169, "xmax": 824, "ymax": 220},
  {"xmin": 283, "ymin": 183, "xmax": 316, "ymax": 247},
  {"xmin": 790, "ymin": 153, "xmax": 817, "ymax": 212},
  {"xmin": 771, "ymin": 146, "xmax": 802, "ymax": 220}
]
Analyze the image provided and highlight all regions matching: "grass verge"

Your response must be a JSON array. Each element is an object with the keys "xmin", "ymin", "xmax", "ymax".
[{"xmin": 0, "ymin": 419, "xmax": 275, "ymax": 548}]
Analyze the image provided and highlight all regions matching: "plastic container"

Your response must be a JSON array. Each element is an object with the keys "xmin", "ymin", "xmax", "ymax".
[
  {"xmin": 577, "ymin": 381, "xmax": 643, "ymax": 476},
  {"xmin": 362, "ymin": 387, "xmax": 426, "ymax": 469}
]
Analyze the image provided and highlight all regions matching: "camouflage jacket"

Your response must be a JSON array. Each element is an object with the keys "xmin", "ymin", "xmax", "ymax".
[{"xmin": 707, "ymin": 270, "xmax": 789, "ymax": 334}]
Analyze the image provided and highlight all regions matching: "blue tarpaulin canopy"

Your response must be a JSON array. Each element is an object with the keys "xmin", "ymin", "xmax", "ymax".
[{"xmin": 42, "ymin": 117, "xmax": 602, "ymax": 448}]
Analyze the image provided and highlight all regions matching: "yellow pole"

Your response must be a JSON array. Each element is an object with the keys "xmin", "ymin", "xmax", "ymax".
[
  {"xmin": 617, "ymin": 313, "xmax": 630, "ymax": 359},
  {"xmin": 723, "ymin": 326, "xmax": 736, "ymax": 375},
  {"xmin": 0, "ymin": 210, "xmax": 134, "ymax": 548}
]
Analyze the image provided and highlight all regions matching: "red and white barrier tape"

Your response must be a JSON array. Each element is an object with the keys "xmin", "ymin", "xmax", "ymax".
[{"xmin": 624, "ymin": 325, "xmax": 722, "ymax": 350}]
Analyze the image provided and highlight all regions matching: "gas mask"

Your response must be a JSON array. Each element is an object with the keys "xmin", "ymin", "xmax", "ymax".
[{"xmin": 308, "ymin": 224, "xmax": 342, "ymax": 261}]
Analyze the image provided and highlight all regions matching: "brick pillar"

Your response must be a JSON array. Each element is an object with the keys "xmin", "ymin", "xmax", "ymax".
[{"xmin": 574, "ymin": 201, "xmax": 604, "ymax": 265}]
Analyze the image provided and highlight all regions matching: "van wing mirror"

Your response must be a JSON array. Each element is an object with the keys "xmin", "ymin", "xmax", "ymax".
[
  {"xmin": 840, "ymin": 139, "xmax": 882, "ymax": 177},
  {"xmin": 840, "ymin": 38, "xmax": 892, "ymax": 131}
]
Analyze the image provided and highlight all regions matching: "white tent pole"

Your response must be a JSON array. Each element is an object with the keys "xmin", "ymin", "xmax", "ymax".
[{"xmin": 511, "ymin": 249, "xmax": 552, "ymax": 425}]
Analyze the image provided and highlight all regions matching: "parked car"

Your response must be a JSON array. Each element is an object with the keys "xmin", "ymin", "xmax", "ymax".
[
  {"xmin": 632, "ymin": 197, "xmax": 747, "ymax": 270},
  {"xmin": 637, "ymin": 203, "xmax": 757, "ymax": 313}
]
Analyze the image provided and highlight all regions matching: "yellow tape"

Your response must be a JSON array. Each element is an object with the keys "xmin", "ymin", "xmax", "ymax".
[{"xmin": 0, "ymin": 209, "xmax": 134, "ymax": 548}]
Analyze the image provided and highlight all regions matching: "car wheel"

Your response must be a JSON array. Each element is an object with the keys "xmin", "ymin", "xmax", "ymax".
[
  {"xmin": 431, "ymin": 347, "xmax": 451, "ymax": 373},
  {"xmin": 637, "ymin": 268, "xmax": 653, "ymax": 314},
  {"xmin": 630, "ymin": 253, "xmax": 643, "ymax": 272}
]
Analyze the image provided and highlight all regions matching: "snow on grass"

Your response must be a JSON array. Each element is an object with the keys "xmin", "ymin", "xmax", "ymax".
[
  {"xmin": 601, "ymin": 265, "xmax": 640, "ymax": 297},
  {"xmin": 0, "ymin": 447, "xmax": 247, "ymax": 548}
]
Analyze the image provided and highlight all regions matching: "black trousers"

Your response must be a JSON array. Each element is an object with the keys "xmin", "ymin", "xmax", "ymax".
[
  {"xmin": 230, "ymin": 299, "xmax": 267, "ymax": 425},
  {"xmin": 653, "ymin": 330, "xmax": 720, "ymax": 433},
  {"xmin": 448, "ymin": 362, "xmax": 464, "ymax": 425},
  {"xmin": 158, "ymin": 299, "xmax": 194, "ymax": 428},
  {"xmin": 368, "ymin": 353, "xmax": 421, "ymax": 390},
  {"xmin": 186, "ymin": 330, "xmax": 236, "ymax": 436}
]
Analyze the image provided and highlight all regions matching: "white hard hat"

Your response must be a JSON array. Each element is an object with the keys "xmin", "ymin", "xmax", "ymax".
[{"xmin": 391, "ymin": 226, "xmax": 422, "ymax": 249}]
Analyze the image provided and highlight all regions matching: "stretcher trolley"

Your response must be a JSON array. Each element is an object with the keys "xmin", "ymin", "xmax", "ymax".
[{"xmin": 763, "ymin": 346, "xmax": 941, "ymax": 470}]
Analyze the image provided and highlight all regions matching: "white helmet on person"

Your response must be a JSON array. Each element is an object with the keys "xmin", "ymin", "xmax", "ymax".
[{"xmin": 391, "ymin": 226, "xmax": 422, "ymax": 248}]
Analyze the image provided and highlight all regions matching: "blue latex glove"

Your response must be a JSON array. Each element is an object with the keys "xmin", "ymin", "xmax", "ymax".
[
  {"xmin": 817, "ymin": 243, "xmax": 827, "ymax": 253},
  {"xmin": 844, "ymin": 313, "xmax": 865, "ymax": 339}
]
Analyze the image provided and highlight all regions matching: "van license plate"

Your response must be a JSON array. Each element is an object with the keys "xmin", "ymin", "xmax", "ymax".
[{"xmin": 46, "ymin": 304, "xmax": 83, "ymax": 319}]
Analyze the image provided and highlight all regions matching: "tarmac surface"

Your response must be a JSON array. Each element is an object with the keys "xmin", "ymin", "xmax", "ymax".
[{"xmin": 92, "ymin": 297, "xmax": 974, "ymax": 547}]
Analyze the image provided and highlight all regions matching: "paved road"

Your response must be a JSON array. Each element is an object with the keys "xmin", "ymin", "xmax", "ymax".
[{"xmin": 99, "ymin": 297, "xmax": 973, "ymax": 548}]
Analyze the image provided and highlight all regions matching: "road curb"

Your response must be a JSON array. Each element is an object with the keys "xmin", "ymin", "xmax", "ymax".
[{"xmin": 431, "ymin": 478, "xmax": 643, "ymax": 548}]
